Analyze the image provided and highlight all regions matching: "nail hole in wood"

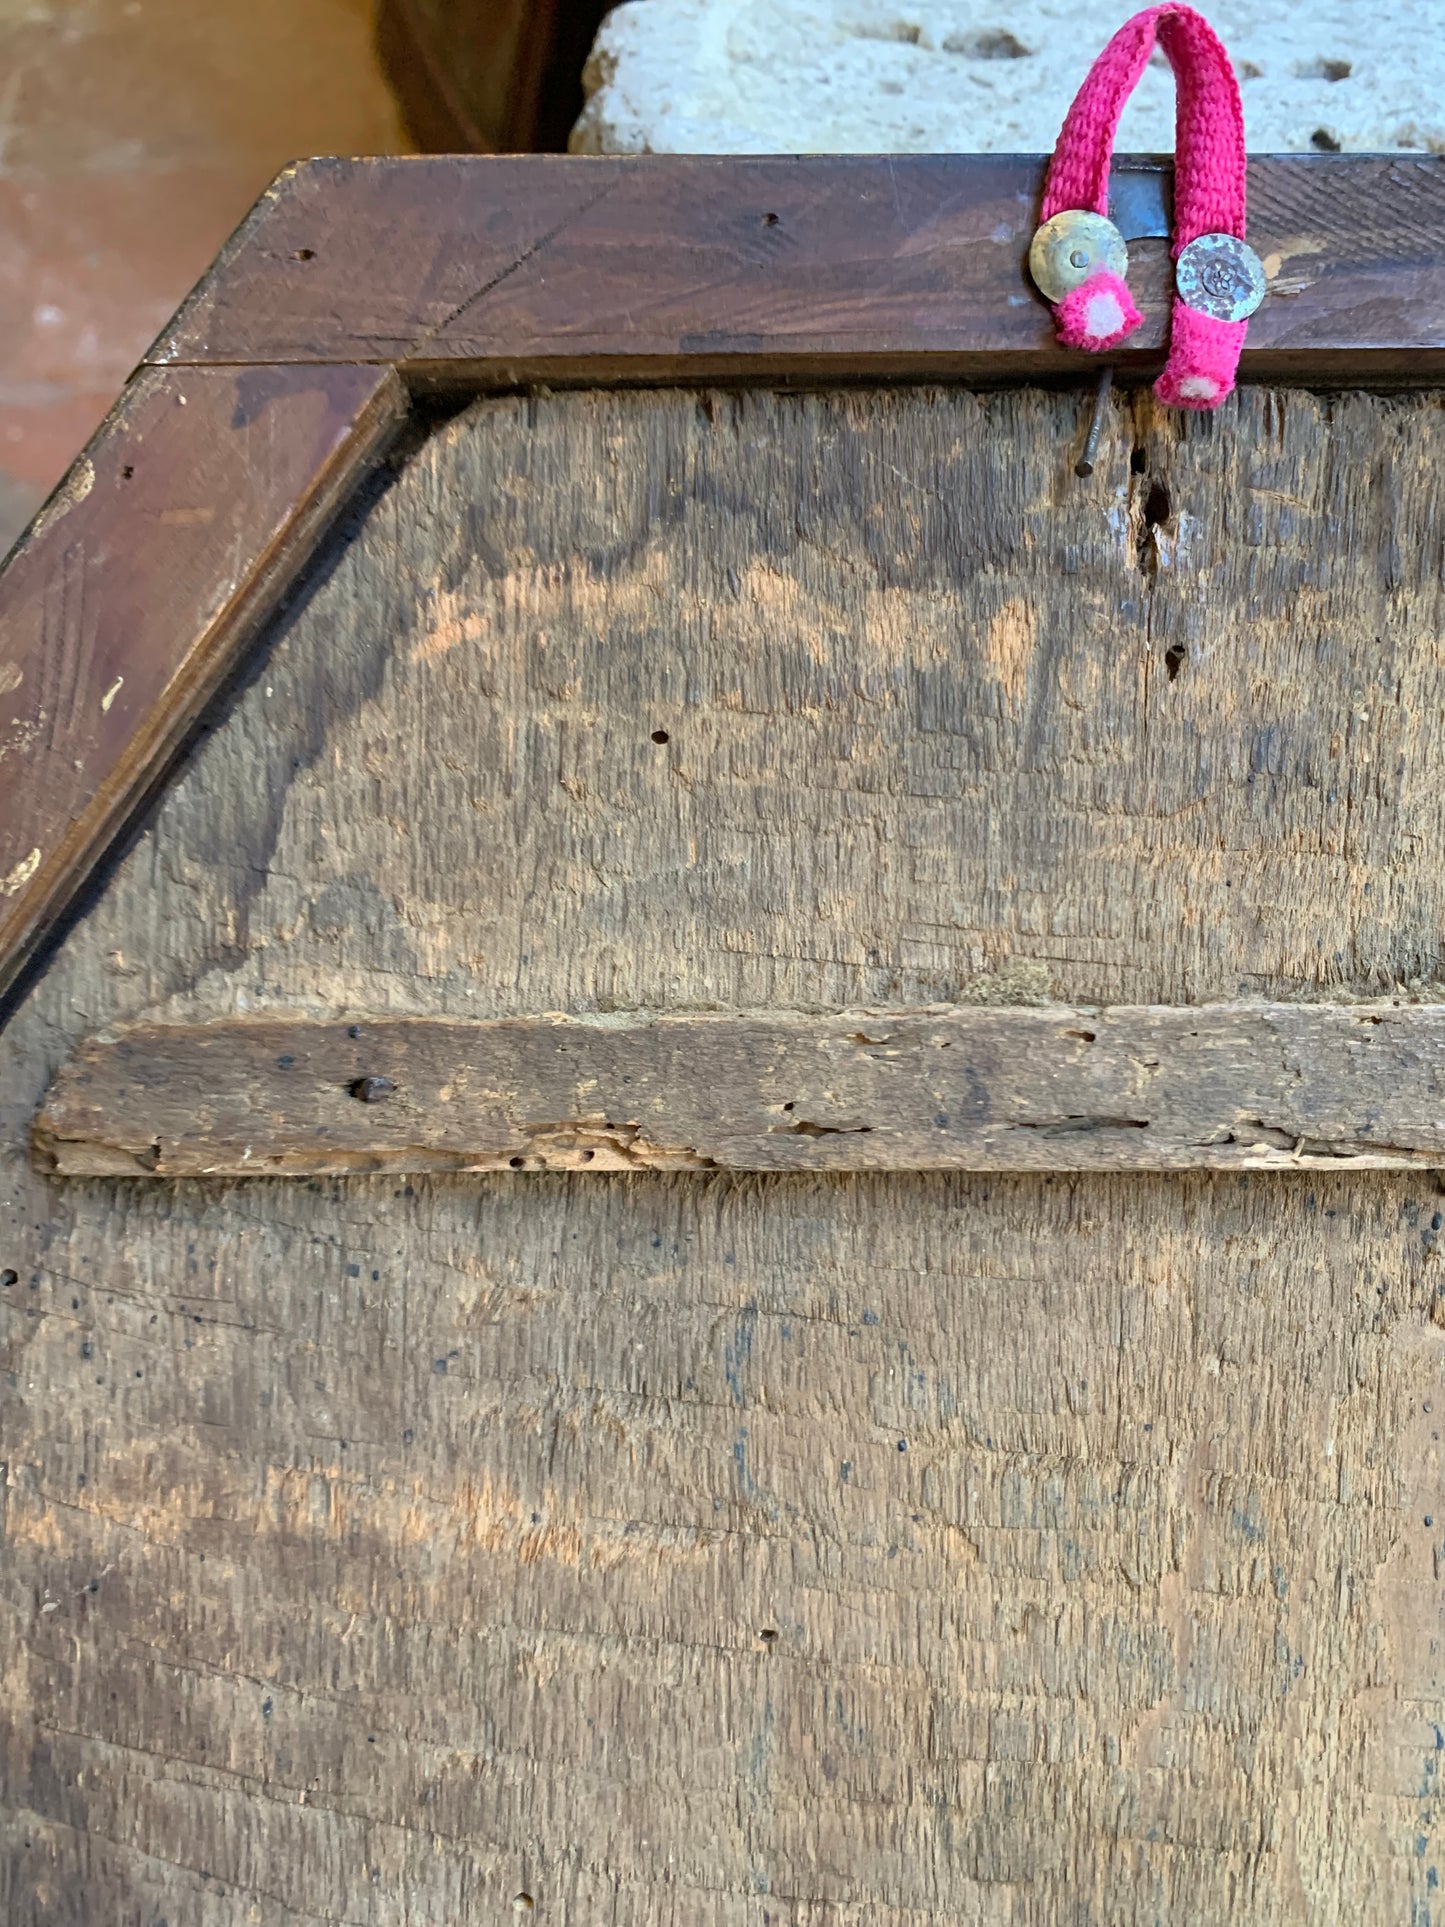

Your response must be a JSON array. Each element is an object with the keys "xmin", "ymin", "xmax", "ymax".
[
  {"xmin": 762, "ymin": 211, "xmax": 780, "ymax": 226},
  {"xmin": 651, "ymin": 729, "xmax": 670, "ymax": 744},
  {"xmin": 293, "ymin": 248, "xmax": 317, "ymax": 261},
  {"xmin": 0, "ymin": 1270, "xmax": 16, "ymax": 1288},
  {"xmin": 121, "ymin": 465, "xmax": 134, "ymax": 480},
  {"xmin": 1164, "ymin": 643, "xmax": 1186, "ymax": 683},
  {"xmin": 760, "ymin": 1627, "xmax": 778, "ymax": 1643},
  {"xmin": 509, "ymin": 1156, "xmax": 525, "ymax": 1169},
  {"xmin": 513, "ymin": 1896, "xmax": 535, "ymax": 1913},
  {"xmin": 349, "ymin": 1076, "xmax": 395, "ymax": 1103}
]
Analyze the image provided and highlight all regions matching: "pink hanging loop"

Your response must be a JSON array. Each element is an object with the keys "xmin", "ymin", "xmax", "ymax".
[{"xmin": 1033, "ymin": 3, "xmax": 1263, "ymax": 411}]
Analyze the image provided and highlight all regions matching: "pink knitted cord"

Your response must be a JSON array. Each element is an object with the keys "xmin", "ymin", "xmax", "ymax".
[{"xmin": 1040, "ymin": 3, "xmax": 1250, "ymax": 409}]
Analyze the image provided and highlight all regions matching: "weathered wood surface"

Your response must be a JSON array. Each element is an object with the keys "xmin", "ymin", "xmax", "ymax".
[
  {"xmin": 154, "ymin": 153, "xmax": 1445, "ymax": 385},
  {"xmin": 7, "ymin": 386, "xmax": 1445, "ymax": 1924},
  {"xmin": 37, "ymin": 1002, "xmax": 1445, "ymax": 1177},
  {"xmin": 0, "ymin": 362, "xmax": 405, "ymax": 1010}
]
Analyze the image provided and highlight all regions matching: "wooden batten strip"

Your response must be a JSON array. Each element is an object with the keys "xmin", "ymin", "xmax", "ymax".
[{"xmin": 35, "ymin": 1003, "xmax": 1445, "ymax": 1178}]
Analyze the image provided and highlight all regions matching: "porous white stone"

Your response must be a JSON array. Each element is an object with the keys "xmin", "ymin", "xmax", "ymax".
[{"xmin": 573, "ymin": 0, "xmax": 1445, "ymax": 158}]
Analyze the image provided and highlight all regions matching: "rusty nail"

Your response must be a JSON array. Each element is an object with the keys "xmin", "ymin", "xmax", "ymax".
[{"xmin": 1075, "ymin": 366, "xmax": 1114, "ymax": 478}]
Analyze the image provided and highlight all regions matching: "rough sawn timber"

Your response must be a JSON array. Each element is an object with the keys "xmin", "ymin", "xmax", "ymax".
[{"xmin": 36, "ymin": 1001, "xmax": 1445, "ymax": 1178}]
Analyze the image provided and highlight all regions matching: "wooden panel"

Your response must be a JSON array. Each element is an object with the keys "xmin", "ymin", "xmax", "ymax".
[
  {"xmin": 7, "ymin": 1163, "xmax": 1445, "ymax": 1927},
  {"xmin": 7, "ymin": 386, "xmax": 1445, "ymax": 1924},
  {"xmin": 36, "ymin": 1002, "xmax": 1445, "ymax": 1178},
  {"xmin": 152, "ymin": 153, "xmax": 1445, "ymax": 384},
  {"xmin": 32, "ymin": 379, "xmax": 1437, "ymax": 1020},
  {"xmin": 0, "ymin": 362, "xmax": 405, "ymax": 1010}
]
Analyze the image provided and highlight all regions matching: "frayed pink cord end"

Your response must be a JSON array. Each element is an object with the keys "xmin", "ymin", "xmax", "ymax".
[
  {"xmin": 1055, "ymin": 272, "xmax": 1143, "ymax": 352},
  {"xmin": 1154, "ymin": 302, "xmax": 1246, "ymax": 409}
]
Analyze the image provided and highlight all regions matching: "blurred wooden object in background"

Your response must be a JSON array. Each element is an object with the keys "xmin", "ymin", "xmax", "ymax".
[{"xmin": 377, "ymin": 0, "xmax": 616, "ymax": 152}]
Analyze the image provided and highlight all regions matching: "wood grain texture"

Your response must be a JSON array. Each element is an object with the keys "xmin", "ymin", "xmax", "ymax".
[
  {"xmin": 8, "ymin": 385, "xmax": 1445, "ymax": 1923},
  {"xmin": 0, "ymin": 362, "xmax": 405, "ymax": 1009},
  {"xmin": 152, "ymin": 153, "xmax": 1445, "ymax": 384},
  {"xmin": 37, "ymin": 1002, "xmax": 1445, "ymax": 1178}
]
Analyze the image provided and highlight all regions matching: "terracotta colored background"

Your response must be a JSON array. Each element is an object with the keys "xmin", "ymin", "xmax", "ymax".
[{"xmin": 0, "ymin": 0, "xmax": 411, "ymax": 557}]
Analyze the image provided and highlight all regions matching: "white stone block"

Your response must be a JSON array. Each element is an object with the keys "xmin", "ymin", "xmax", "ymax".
[{"xmin": 573, "ymin": 0, "xmax": 1445, "ymax": 158}]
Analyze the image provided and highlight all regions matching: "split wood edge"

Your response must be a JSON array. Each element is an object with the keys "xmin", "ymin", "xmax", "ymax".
[{"xmin": 35, "ymin": 1002, "xmax": 1445, "ymax": 1178}]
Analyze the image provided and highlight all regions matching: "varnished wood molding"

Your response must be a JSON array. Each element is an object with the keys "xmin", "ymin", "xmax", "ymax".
[
  {"xmin": 0, "ymin": 364, "xmax": 406, "ymax": 1011},
  {"xmin": 35, "ymin": 1002, "xmax": 1445, "ymax": 1178},
  {"xmin": 153, "ymin": 153, "xmax": 1445, "ymax": 386}
]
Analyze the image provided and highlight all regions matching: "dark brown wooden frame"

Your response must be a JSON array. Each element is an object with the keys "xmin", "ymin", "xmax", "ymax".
[{"xmin": 2, "ymin": 151, "xmax": 1444, "ymax": 1019}]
